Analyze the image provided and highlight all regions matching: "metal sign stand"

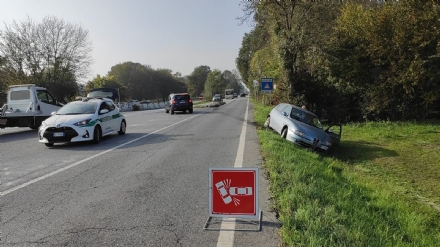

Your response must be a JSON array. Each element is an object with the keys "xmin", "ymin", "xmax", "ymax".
[{"xmin": 203, "ymin": 210, "xmax": 263, "ymax": 231}]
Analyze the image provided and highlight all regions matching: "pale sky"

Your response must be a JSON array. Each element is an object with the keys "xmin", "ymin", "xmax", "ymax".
[{"xmin": 0, "ymin": 0, "xmax": 254, "ymax": 81}]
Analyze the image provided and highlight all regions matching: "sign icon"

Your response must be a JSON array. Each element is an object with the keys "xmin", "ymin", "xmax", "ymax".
[
  {"xmin": 215, "ymin": 179, "xmax": 254, "ymax": 206},
  {"xmin": 260, "ymin": 78, "xmax": 273, "ymax": 94},
  {"xmin": 253, "ymin": 80, "xmax": 259, "ymax": 87},
  {"xmin": 209, "ymin": 168, "xmax": 259, "ymax": 218}
]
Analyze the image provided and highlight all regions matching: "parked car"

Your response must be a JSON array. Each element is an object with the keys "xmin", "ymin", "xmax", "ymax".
[
  {"xmin": 165, "ymin": 93, "xmax": 193, "ymax": 114},
  {"xmin": 233, "ymin": 93, "xmax": 238, "ymax": 98},
  {"xmin": 212, "ymin": 94, "xmax": 222, "ymax": 102},
  {"xmin": 263, "ymin": 103, "xmax": 341, "ymax": 153},
  {"xmin": 38, "ymin": 98, "xmax": 126, "ymax": 147}
]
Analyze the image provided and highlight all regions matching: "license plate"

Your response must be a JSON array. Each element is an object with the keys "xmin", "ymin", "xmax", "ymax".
[
  {"xmin": 180, "ymin": 101, "xmax": 186, "ymax": 103},
  {"xmin": 320, "ymin": 145, "xmax": 328, "ymax": 150},
  {"xmin": 53, "ymin": 132, "xmax": 64, "ymax": 137}
]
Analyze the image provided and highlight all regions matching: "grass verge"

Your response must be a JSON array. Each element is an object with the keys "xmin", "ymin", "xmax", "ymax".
[{"xmin": 253, "ymin": 100, "xmax": 440, "ymax": 247}]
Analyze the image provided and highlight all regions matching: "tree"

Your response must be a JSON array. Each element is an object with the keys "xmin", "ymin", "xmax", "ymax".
[
  {"xmin": 204, "ymin": 69, "xmax": 224, "ymax": 98},
  {"xmin": 107, "ymin": 62, "xmax": 155, "ymax": 101},
  {"xmin": 328, "ymin": 1, "xmax": 440, "ymax": 120},
  {"xmin": 187, "ymin": 65, "xmax": 211, "ymax": 97},
  {"xmin": 85, "ymin": 74, "xmax": 125, "ymax": 95},
  {"xmin": 0, "ymin": 15, "xmax": 93, "ymax": 101}
]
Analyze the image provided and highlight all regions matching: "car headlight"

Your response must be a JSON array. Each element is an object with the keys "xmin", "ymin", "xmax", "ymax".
[
  {"xmin": 294, "ymin": 130, "xmax": 306, "ymax": 138},
  {"xmin": 323, "ymin": 141, "xmax": 332, "ymax": 146},
  {"xmin": 73, "ymin": 119, "xmax": 92, "ymax": 126}
]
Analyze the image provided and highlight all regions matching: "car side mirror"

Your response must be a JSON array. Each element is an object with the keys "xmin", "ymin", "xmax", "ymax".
[
  {"xmin": 99, "ymin": 109, "xmax": 109, "ymax": 114},
  {"xmin": 51, "ymin": 111, "xmax": 56, "ymax": 116},
  {"xmin": 282, "ymin": 111, "xmax": 288, "ymax": 116}
]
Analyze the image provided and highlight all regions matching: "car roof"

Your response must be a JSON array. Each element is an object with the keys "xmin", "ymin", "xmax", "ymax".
[
  {"xmin": 277, "ymin": 103, "xmax": 317, "ymax": 117},
  {"xmin": 76, "ymin": 97, "xmax": 113, "ymax": 103},
  {"xmin": 291, "ymin": 104, "xmax": 317, "ymax": 116}
]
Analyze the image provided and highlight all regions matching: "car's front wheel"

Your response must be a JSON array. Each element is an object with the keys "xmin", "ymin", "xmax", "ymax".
[
  {"xmin": 263, "ymin": 116, "xmax": 270, "ymax": 129},
  {"xmin": 281, "ymin": 127, "xmax": 287, "ymax": 139},
  {"xmin": 118, "ymin": 120, "xmax": 126, "ymax": 135},
  {"xmin": 92, "ymin": 125, "xmax": 102, "ymax": 144}
]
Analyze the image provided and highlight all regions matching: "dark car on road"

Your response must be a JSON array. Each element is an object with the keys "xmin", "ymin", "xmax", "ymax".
[{"xmin": 165, "ymin": 93, "xmax": 193, "ymax": 114}]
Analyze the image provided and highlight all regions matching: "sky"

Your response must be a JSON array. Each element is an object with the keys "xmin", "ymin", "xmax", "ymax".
[{"xmin": 0, "ymin": 0, "xmax": 255, "ymax": 81}]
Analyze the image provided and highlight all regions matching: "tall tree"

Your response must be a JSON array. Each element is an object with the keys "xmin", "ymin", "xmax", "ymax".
[
  {"xmin": 204, "ymin": 69, "xmax": 224, "ymax": 98},
  {"xmin": 187, "ymin": 65, "xmax": 211, "ymax": 97},
  {"xmin": 0, "ymin": 15, "xmax": 93, "ymax": 101}
]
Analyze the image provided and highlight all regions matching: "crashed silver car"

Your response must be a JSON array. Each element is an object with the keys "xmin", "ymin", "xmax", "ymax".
[{"xmin": 264, "ymin": 103, "xmax": 341, "ymax": 153}]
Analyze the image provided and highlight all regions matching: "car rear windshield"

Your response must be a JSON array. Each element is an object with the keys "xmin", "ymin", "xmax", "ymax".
[{"xmin": 174, "ymin": 95, "xmax": 190, "ymax": 100}]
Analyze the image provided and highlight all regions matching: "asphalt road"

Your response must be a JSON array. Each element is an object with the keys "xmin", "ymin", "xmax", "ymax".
[{"xmin": 0, "ymin": 97, "xmax": 280, "ymax": 247}]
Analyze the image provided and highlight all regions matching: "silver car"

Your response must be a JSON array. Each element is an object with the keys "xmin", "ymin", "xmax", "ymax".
[{"xmin": 264, "ymin": 103, "xmax": 341, "ymax": 153}]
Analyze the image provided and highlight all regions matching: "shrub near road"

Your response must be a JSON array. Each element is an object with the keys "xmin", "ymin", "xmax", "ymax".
[{"xmin": 253, "ymin": 101, "xmax": 440, "ymax": 246}]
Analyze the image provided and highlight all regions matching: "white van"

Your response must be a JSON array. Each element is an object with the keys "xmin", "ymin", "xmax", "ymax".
[{"xmin": 0, "ymin": 84, "xmax": 61, "ymax": 129}]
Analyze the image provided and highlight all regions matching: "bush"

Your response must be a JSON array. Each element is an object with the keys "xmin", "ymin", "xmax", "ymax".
[{"xmin": 132, "ymin": 104, "xmax": 140, "ymax": 111}]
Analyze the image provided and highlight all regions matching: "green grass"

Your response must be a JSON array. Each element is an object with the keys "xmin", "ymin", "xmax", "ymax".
[{"xmin": 252, "ymin": 100, "xmax": 440, "ymax": 247}]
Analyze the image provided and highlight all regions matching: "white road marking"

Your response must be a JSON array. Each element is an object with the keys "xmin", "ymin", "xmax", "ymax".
[
  {"xmin": 0, "ymin": 115, "xmax": 200, "ymax": 197},
  {"xmin": 216, "ymin": 99, "xmax": 249, "ymax": 247}
]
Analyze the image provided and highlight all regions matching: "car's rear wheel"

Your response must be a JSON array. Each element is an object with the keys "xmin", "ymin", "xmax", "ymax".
[
  {"xmin": 92, "ymin": 125, "xmax": 102, "ymax": 144},
  {"xmin": 45, "ymin": 143, "xmax": 54, "ymax": 147},
  {"xmin": 171, "ymin": 109, "xmax": 174, "ymax": 115},
  {"xmin": 118, "ymin": 120, "xmax": 126, "ymax": 135},
  {"xmin": 263, "ymin": 116, "xmax": 270, "ymax": 129},
  {"xmin": 189, "ymin": 109, "xmax": 193, "ymax": 113},
  {"xmin": 281, "ymin": 127, "xmax": 287, "ymax": 139}
]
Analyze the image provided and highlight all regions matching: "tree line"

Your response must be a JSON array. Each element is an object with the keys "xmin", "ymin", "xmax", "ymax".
[
  {"xmin": 0, "ymin": 16, "xmax": 243, "ymax": 105},
  {"xmin": 236, "ymin": 0, "xmax": 440, "ymax": 122}
]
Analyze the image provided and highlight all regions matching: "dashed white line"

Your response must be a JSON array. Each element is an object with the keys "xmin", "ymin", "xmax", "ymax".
[{"xmin": 0, "ymin": 114, "xmax": 200, "ymax": 197}]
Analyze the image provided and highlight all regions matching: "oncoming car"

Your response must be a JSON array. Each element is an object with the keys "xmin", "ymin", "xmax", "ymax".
[
  {"xmin": 38, "ymin": 98, "xmax": 126, "ymax": 147},
  {"xmin": 264, "ymin": 103, "xmax": 341, "ymax": 153}
]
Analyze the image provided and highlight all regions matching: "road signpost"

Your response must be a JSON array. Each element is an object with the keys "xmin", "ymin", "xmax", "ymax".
[
  {"xmin": 204, "ymin": 168, "xmax": 262, "ymax": 231},
  {"xmin": 261, "ymin": 78, "xmax": 273, "ymax": 94}
]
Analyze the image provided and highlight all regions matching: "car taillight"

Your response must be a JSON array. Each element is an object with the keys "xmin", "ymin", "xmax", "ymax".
[
  {"xmin": 189, "ymin": 99, "xmax": 192, "ymax": 103},
  {"xmin": 172, "ymin": 100, "xmax": 176, "ymax": 104}
]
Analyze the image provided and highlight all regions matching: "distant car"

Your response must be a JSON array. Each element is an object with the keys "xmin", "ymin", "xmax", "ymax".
[
  {"xmin": 240, "ymin": 93, "xmax": 246, "ymax": 97},
  {"xmin": 212, "ymin": 94, "xmax": 222, "ymax": 102},
  {"xmin": 38, "ymin": 98, "xmax": 126, "ymax": 147},
  {"xmin": 263, "ymin": 103, "xmax": 341, "ymax": 153},
  {"xmin": 229, "ymin": 187, "xmax": 253, "ymax": 196},
  {"xmin": 165, "ymin": 93, "xmax": 193, "ymax": 114}
]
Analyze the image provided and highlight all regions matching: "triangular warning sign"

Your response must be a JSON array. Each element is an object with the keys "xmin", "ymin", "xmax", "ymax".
[{"xmin": 265, "ymin": 84, "xmax": 270, "ymax": 89}]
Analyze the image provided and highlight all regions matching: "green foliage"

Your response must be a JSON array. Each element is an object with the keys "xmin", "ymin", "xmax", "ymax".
[
  {"xmin": 329, "ymin": 1, "xmax": 440, "ymax": 120},
  {"xmin": 204, "ymin": 69, "xmax": 224, "ymax": 98},
  {"xmin": 187, "ymin": 65, "xmax": 211, "ymax": 97},
  {"xmin": 106, "ymin": 62, "xmax": 186, "ymax": 101},
  {"xmin": 131, "ymin": 104, "xmax": 140, "ymax": 111}
]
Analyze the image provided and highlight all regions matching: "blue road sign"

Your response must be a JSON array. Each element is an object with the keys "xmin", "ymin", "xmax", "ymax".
[{"xmin": 261, "ymin": 78, "xmax": 273, "ymax": 94}]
